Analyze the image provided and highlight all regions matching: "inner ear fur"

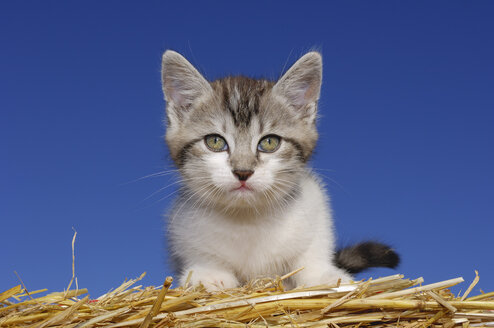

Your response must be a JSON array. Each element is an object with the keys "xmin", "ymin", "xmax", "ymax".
[
  {"xmin": 161, "ymin": 50, "xmax": 212, "ymax": 110},
  {"xmin": 273, "ymin": 52, "xmax": 322, "ymax": 110}
]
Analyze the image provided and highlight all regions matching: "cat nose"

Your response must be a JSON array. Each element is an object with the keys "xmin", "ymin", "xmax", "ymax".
[{"xmin": 232, "ymin": 170, "xmax": 254, "ymax": 181}]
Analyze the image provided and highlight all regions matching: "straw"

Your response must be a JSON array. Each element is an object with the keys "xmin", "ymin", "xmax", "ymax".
[
  {"xmin": 139, "ymin": 276, "xmax": 173, "ymax": 328},
  {"xmin": 2, "ymin": 271, "xmax": 493, "ymax": 327}
]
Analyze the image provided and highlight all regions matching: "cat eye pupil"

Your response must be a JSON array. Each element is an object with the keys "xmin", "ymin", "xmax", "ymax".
[
  {"xmin": 205, "ymin": 134, "xmax": 228, "ymax": 152},
  {"xmin": 258, "ymin": 135, "xmax": 280, "ymax": 153}
]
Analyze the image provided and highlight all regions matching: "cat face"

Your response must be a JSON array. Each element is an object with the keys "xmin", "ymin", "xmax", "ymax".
[{"xmin": 162, "ymin": 51, "xmax": 322, "ymax": 214}]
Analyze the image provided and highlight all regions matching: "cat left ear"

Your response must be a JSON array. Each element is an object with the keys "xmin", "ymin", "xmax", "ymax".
[
  {"xmin": 273, "ymin": 52, "xmax": 322, "ymax": 115},
  {"xmin": 161, "ymin": 50, "xmax": 212, "ymax": 110}
]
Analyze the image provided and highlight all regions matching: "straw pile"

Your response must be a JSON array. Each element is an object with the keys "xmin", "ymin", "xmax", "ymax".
[{"xmin": 1, "ymin": 269, "xmax": 494, "ymax": 327}]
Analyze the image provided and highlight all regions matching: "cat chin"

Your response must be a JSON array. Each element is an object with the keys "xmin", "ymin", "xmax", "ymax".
[
  {"xmin": 209, "ymin": 192, "xmax": 274, "ymax": 215},
  {"xmin": 212, "ymin": 182, "xmax": 295, "ymax": 212},
  {"xmin": 229, "ymin": 192, "xmax": 257, "ymax": 203}
]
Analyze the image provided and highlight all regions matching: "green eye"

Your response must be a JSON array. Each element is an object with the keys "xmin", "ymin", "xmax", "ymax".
[
  {"xmin": 258, "ymin": 135, "xmax": 281, "ymax": 152},
  {"xmin": 205, "ymin": 134, "xmax": 228, "ymax": 152}
]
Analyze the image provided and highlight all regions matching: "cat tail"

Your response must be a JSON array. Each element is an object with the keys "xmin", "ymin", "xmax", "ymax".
[{"xmin": 334, "ymin": 241, "xmax": 400, "ymax": 274}]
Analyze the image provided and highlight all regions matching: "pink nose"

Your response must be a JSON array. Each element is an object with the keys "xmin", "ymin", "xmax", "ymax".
[{"xmin": 232, "ymin": 170, "xmax": 254, "ymax": 181}]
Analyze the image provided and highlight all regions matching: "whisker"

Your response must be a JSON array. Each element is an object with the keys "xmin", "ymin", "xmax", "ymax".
[
  {"xmin": 168, "ymin": 184, "xmax": 212, "ymax": 228},
  {"xmin": 140, "ymin": 175, "xmax": 212, "ymax": 202},
  {"xmin": 154, "ymin": 188, "xmax": 181, "ymax": 205}
]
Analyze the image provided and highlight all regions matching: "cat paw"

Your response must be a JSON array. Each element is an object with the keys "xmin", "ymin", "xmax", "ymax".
[
  {"xmin": 322, "ymin": 271, "xmax": 353, "ymax": 286},
  {"xmin": 295, "ymin": 266, "xmax": 353, "ymax": 287},
  {"xmin": 180, "ymin": 266, "xmax": 239, "ymax": 291}
]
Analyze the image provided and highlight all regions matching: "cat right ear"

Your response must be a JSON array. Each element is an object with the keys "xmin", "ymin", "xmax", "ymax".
[
  {"xmin": 161, "ymin": 50, "xmax": 212, "ymax": 110},
  {"xmin": 273, "ymin": 52, "xmax": 322, "ymax": 120}
]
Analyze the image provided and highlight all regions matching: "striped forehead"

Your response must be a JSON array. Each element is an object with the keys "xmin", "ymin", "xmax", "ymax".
[
  {"xmin": 218, "ymin": 108, "xmax": 262, "ymax": 149},
  {"xmin": 212, "ymin": 76, "xmax": 274, "ymax": 128}
]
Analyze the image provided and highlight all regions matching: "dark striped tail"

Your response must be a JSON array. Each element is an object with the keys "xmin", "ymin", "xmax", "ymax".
[{"xmin": 334, "ymin": 241, "xmax": 400, "ymax": 274}]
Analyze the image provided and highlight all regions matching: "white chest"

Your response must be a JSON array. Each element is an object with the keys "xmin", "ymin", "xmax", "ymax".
[{"xmin": 170, "ymin": 174, "xmax": 333, "ymax": 281}]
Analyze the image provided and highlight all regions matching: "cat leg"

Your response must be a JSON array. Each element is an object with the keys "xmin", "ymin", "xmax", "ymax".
[
  {"xmin": 179, "ymin": 263, "xmax": 239, "ymax": 291},
  {"xmin": 292, "ymin": 248, "xmax": 353, "ymax": 287},
  {"xmin": 294, "ymin": 261, "xmax": 353, "ymax": 287}
]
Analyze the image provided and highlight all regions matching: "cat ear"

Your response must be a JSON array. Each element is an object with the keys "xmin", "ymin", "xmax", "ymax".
[
  {"xmin": 273, "ymin": 52, "xmax": 322, "ymax": 114},
  {"xmin": 161, "ymin": 50, "xmax": 212, "ymax": 110}
]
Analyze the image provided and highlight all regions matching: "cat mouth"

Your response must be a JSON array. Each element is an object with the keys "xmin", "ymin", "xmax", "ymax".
[{"xmin": 232, "ymin": 184, "xmax": 253, "ymax": 192}]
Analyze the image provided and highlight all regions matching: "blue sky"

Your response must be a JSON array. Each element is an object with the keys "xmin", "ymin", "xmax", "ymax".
[{"xmin": 1, "ymin": 1, "xmax": 493, "ymax": 297}]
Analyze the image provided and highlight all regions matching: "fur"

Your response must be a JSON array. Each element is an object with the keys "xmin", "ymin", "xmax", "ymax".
[
  {"xmin": 334, "ymin": 242, "xmax": 400, "ymax": 274},
  {"xmin": 161, "ymin": 50, "xmax": 398, "ymax": 290}
]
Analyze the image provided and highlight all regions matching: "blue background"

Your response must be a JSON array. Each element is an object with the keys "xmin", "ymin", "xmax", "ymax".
[{"xmin": 1, "ymin": 1, "xmax": 493, "ymax": 297}]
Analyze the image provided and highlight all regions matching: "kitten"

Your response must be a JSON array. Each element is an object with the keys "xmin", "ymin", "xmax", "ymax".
[{"xmin": 161, "ymin": 50, "xmax": 399, "ymax": 290}]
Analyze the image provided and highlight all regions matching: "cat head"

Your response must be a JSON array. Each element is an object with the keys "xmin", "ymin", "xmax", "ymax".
[{"xmin": 161, "ymin": 51, "xmax": 322, "ymax": 214}]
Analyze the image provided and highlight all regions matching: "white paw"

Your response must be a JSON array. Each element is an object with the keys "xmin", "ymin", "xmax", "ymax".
[
  {"xmin": 295, "ymin": 266, "xmax": 353, "ymax": 287},
  {"xmin": 322, "ymin": 270, "xmax": 353, "ymax": 285},
  {"xmin": 180, "ymin": 266, "xmax": 239, "ymax": 291}
]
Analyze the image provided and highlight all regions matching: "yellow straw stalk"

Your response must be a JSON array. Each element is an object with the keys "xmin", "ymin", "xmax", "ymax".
[{"xmin": 1, "ymin": 269, "xmax": 493, "ymax": 327}]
